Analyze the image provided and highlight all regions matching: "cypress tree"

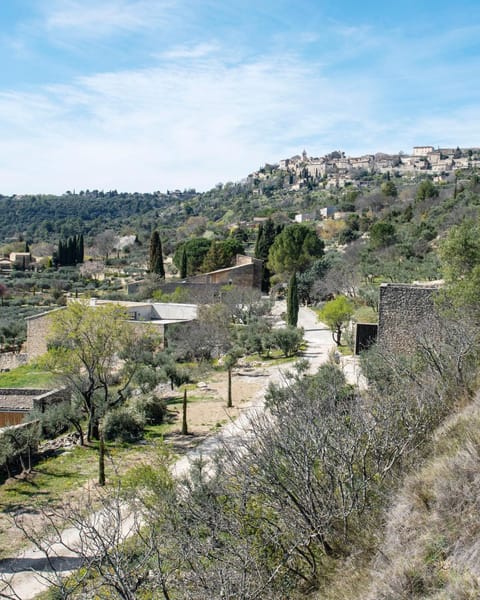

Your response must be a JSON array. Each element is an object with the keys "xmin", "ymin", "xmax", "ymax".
[
  {"xmin": 255, "ymin": 218, "xmax": 276, "ymax": 292},
  {"xmin": 180, "ymin": 245, "xmax": 188, "ymax": 279},
  {"xmin": 287, "ymin": 271, "xmax": 299, "ymax": 327},
  {"xmin": 67, "ymin": 237, "xmax": 75, "ymax": 265},
  {"xmin": 78, "ymin": 234, "xmax": 84, "ymax": 263},
  {"xmin": 254, "ymin": 222, "xmax": 264, "ymax": 258},
  {"xmin": 149, "ymin": 231, "xmax": 165, "ymax": 277},
  {"xmin": 58, "ymin": 240, "xmax": 65, "ymax": 266},
  {"xmin": 158, "ymin": 235, "xmax": 165, "ymax": 277}
]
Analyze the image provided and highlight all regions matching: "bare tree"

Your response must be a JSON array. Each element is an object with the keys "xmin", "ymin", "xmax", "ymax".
[{"xmin": 93, "ymin": 230, "xmax": 118, "ymax": 264}]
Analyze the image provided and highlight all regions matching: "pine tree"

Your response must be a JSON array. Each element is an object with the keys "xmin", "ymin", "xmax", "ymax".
[
  {"xmin": 287, "ymin": 271, "xmax": 299, "ymax": 327},
  {"xmin": 201, "ymin": 241, "xmax": 227, "ymax": 273}
]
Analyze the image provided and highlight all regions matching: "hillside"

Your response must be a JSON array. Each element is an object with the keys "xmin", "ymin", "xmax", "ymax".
[{"xmin": 1, "ymin": 148, "xmax": 480, "ymax": 599}]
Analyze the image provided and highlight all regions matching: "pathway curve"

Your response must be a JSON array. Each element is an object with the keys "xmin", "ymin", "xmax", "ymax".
[{"xmin": 0, "ymin": 305, "xmax": 360, "ymax": 599}]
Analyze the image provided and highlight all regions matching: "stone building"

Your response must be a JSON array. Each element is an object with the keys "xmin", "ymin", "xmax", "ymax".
[
  {"xmin": 184, "ymin": 255, "xmax": 263, "ymax": 289},
  {"xmin": 0, "ymin": 388, "xmax": 70, "ymax": 427}
]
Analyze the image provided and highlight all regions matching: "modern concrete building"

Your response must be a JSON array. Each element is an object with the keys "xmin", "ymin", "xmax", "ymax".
[{"xmin": 26, "ymin": 300, "xmax": 198, "ymax": 361}]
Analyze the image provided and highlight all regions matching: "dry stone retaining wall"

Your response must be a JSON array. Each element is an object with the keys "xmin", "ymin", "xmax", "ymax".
[{"xmin": 377, "ymin": 283, "xmax": 440, "ymax": 352}]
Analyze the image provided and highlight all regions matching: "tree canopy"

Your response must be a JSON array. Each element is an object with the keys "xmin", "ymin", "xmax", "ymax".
[
  {"xmin": 173, "ymin": 237, "xmax": 212, "ymax": 276},
  {"xmin": 43, "ymin": 301, "xmax": 160, "ymax": 441},
  {"xmin": 267, "ymin": 223, "xmax": 324, "ymax": 275},
  {"xmin": 439, "ymin": 218, "xmax": 480, "ymax": 311},
  {"xmin": 318, "ymin": 295, "xmax": 354, "ymax": 345}
]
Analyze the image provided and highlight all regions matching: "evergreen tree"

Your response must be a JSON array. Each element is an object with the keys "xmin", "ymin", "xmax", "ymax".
[
  {"xmin": 287, "ymin": 271, "xmax": 299, "ymax": 327},
  {"xmin": 254, "ymin": 222, "xmax": 264, "ymax": 258},
  {"xmin": 254, "ymin": 218, "xmax": 277, "ymax": 292},
  {"xmin": 67, "ymin": 237, "xmax": 76, "ymax": 265},
  {"xmin": 180, "ymin": 246, "xmax": 188, "ymax": 279},
  {"xmin": 201, "ymin": 241, "xmax": 228, "ymax": 273},
  {"xmin": 78, "ymin": 234, "xmax": 84, "ymax": 263},
  {"xmin": 149, "ymin": 231, "xmax": 165, "ymax": 277},
  {"xmin": 157, "ymin": 235, "xmax": 165, "ymax": 278}
]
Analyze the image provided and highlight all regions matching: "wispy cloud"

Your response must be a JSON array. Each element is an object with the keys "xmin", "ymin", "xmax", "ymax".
[
  {"xmin": 0, "ymin": 52, "xmax": 376, "ymax": 193},
  {"xmin": 1, "ymin": 3, "xmax": 480, "ymax": 194},
  {"xmin": 43, "ymin": 0, "xmax": 174, "ymax": 38},
  {"xmin": 160, "ymin": 43, "xmax": 220, "ymax": 60}
]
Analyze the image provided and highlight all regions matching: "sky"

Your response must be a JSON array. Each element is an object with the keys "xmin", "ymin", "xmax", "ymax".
[{"xmin": 1, "ymin": 0, "xmax": 480, "ymax": 195}]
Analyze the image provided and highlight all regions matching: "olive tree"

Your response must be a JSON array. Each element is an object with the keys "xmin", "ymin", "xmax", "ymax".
[{"xmin": 42, "ymin": 301, "xmax": 160, "ymax": 442}]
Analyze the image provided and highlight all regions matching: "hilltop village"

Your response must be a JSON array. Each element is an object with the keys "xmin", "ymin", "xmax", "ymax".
[{"xmin": 250, "ymin": 145, "xmax": 480, "ymax": 190}]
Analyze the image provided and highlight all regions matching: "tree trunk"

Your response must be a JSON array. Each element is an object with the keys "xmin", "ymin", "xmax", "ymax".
[
  {"xmin": 98, "ymin": 431, "xmax": 106, "ymax": 486},
  {"xmin": 88, "ymin": 413, "xmax": 100, "ymax": 442},
  {"xmin": 334, "ymin": 326, "xmax": 342, "ymax": 346},
  {"xmin": 227, "ymin": 367, "xmax": 233, "ymax": 408},
  {"xmin": 181, "ymin": 388, "xmax": 188, "ymax": 435}
]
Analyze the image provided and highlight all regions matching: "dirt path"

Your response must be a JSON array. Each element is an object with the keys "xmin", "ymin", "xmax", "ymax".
[{"xmin": 0, "ymin": 304, "xmax": 360, "ymax": 599}]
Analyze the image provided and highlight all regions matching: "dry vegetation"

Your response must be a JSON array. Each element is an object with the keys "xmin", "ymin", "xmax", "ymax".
[{"xmin": 366, "ymin": 395, "xmax": 480, "ymax": 599}]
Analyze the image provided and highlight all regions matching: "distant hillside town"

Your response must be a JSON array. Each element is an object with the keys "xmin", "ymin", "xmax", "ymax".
[{"xmin": 248, "ymin": 146, "xmax": 480, "ymax": 191}]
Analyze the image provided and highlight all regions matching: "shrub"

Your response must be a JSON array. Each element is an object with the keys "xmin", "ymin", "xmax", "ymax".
[
  {"xmin": 132, "ymin": 394, "xmax": 166, "ymax": 425},
  {"xmin": 103, "ymin": 408, "xmax": 145, "ymax": 443},
  {"xmin": 272, "ymin": 326, "xmax": 304, "ymax": 357}
]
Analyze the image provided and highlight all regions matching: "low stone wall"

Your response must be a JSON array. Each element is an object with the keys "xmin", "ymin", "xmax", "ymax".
[{"xmin": 0, "ymin": 352, "xmax": 28, "ymax": 371}]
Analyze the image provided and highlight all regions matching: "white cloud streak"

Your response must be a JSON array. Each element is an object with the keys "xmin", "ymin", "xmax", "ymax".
[{"xmin": 43, "ymin": 0, "xmax": 174, "ymax": 37}]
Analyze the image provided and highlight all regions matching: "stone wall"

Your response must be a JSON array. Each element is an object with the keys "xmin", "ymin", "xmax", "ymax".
[
  {"xmin": 186, "ymin": 256, "xmax": 263, "ymax": 289},
  {"xmin": 26, "ymin": 308, "xmax": 64, "ymax": 360},
  {"xmin": 377, "ymin": 283, "xmax": 440, "ymax": 352},
  {"xmin": 0, "ymin": 352, "xmax": 28, "ymax": 371}
]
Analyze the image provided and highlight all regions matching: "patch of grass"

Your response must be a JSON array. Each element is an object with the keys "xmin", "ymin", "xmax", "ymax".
[
  {"xmin": 0, "ymin": 445, "xmax": 97, "ymax": 513},
  {"xmin": 0, "ymin": 363, "xmax": 57, "ymax": 388},
  {"xmin": 0, "ymin": 436, "xmax": 169, "ymax": 559},
  {"xmin": 353, "ymin": 305, "xmax": 377, "ymax": 324}
]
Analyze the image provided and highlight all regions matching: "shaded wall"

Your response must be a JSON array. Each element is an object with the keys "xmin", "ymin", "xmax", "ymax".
[{"xmin": 377, "ymin": 283, "xmax": 440, "ymax": 352}]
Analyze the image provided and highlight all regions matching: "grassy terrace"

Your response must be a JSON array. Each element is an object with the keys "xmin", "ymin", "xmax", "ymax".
[{"xmin": 0, "ymin": 363, "xmax": 57, "ymax": 388}]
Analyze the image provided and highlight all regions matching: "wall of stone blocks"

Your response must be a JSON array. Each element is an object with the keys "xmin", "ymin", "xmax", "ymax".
[
  {"xmin": 26, "ymin": 309, "xmax": 62, "ymax": 360},
  {"xmin": 0, "ymin": 352, "xmax": 28, "ymax": 371},
  {"xmin": 377, "ymin": 283, "xmax": 440, "ymax": 352}
]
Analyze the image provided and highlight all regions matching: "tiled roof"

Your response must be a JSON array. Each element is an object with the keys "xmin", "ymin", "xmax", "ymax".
[{"xmin": 0, "ymin": 394, "xmax": 34, "ymax": 412}]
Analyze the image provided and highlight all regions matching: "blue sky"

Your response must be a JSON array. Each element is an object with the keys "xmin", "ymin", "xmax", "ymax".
[{"xmin": 1, "ymin": 0, "xmax": 480, "ymax": 194}]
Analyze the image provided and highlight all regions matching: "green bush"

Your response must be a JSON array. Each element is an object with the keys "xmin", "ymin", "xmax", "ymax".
[
  {"xmin": 131, "ymin": 394, "xmax": 166, "ymax": 425},
  {"xmin": 103, "ymin": 408, "xmax": 145, "ymax": 443}
]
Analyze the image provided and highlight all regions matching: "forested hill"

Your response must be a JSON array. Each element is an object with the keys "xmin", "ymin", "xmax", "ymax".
[
  {"xmin": 0, "ymin": 190, "xmax": 199, "ymax": 241},
  {"xmin": 1, "ymin": 159, "xmax": 480, "ymax": 252}
]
